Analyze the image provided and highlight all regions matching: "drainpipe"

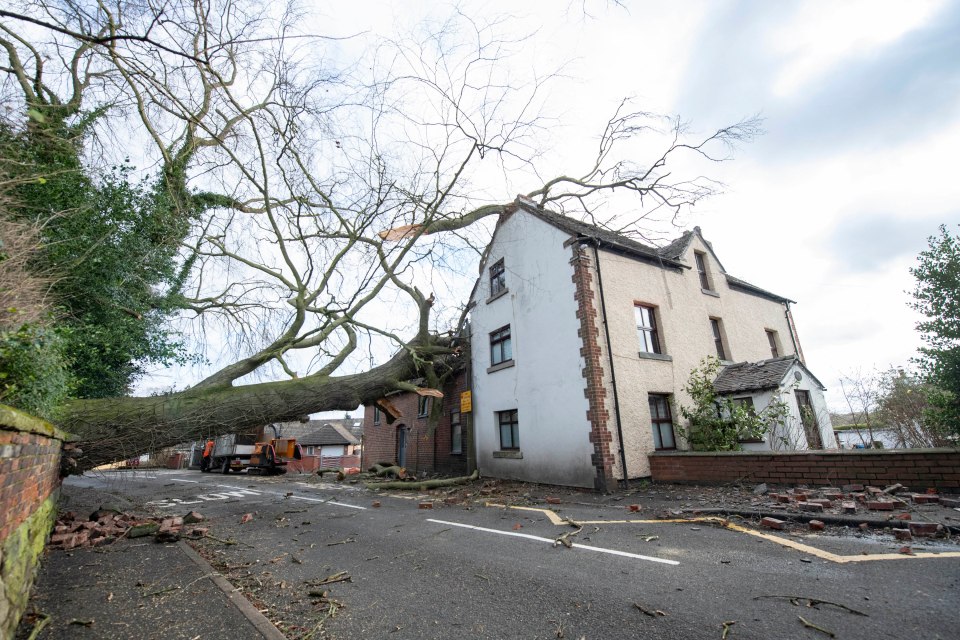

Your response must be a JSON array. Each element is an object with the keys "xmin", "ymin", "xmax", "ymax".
[
  {"xmin": 589, "ymin": 239, "xmax": 630, "ymax": 487},
  {"xmin": 784, "ymin": 302, "xmax": 805, "ymax": 364}
]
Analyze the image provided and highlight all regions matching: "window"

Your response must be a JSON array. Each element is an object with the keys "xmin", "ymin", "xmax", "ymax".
[
  {"xmin": 450, "ymin": 411, "xmax": 462, "ymax": 454},
  {"xmin": 732, "ymin": 396, "xmax": 756, "ymax": 414},
  {"xmin": 766, "ymin": 330, "xmax": 780, "ymax": 358},
  {"xmin": 497, "ymin": 409, "xmax": 519, "ymax": 450},
  {"xmin": 489, "ymin": 259, "xmax": 506, "ymax": 297},
  {"xmin": 648, "ymin": 395, "xmax": 676, "ymax": 450},
  {"xmin": 490, "ymin": 325, "xmax": 512, "ymax": 366},
  {"xmin": 710, "ymin": 318, "xmax": 727, "ymax": 360},
  {"xmin": 695, "ymin": 251, "xmax": 712, "ymax": 290},
  {"xmin": 373, "ymin": 406, "xmax": 381, "ymax": 424},
  {"xmin": 634, "ymin": 305, "xmax": 661, "ymax": 354},
  {"xmin": 417, "ymin": 396, "xmax": 430, "ymax": 418}
]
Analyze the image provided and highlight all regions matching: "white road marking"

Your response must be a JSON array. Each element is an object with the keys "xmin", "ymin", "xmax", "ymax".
[
  {"xmin": 426, "ymin": 518, "xmax": 680, "ymax": 565},
  {"xmin": 211, "ymin": 482, "xmax": 368, "ymax": 510},
  {"xmin": 171, "ymin": 478, "xmax": 200, "ymax": 483}
]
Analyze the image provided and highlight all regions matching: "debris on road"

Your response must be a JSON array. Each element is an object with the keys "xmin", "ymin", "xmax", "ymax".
[
  {"xmin": 633, "ymin": 602, "xmax": 666, "ymax": 617},
  {"xmin": 240, "ymin": 512, "xmax": 254, "ymax": 524},
  {"xmin": 798, "ymin": 615, "xmax": 835, "ymax": 637},
  {"xmin": 721, "ymin": 620, "xmax": 736, "ymax": 639},
  {"xmin": 752, "ymin": 595, "xmax": 867, "ymax": 616},
  {"xmin": 48, "ymin": 507, "xmax": 209, "ymax": 548}
]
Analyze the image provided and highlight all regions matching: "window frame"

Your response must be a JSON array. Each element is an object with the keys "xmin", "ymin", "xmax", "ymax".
[
  {"xmin": 710, "ymin": 317, "xmax": 727, "ymax": 361},
  {"xmin": 695, "ymin": 251, "xmax": 712, "ymax": 291},
  {"xmin": 766, "ymin": 329, "xmax": 780, "ymax": 358},
  {"xmin": 497, "ymin": 409, "xmax": 520, "ymax": 450},
  {"xmin": 648, "ymin": 394, "xmax": 676, "ymax": 451},
  {"xmin": 634, "ymin": 304, "xmax": 662, "ymax": 354},
  {"xmin": 489, "ymin": 258, "xmax": 506, "ymax": 297},
  {"xmin": 450, "ymin": 411, "xmax": 462, "ymax": 455},
  {"xmin": 417, "ymin": 395, "xmax": 430, "ymax": 418},
  {"xmin": 489, "ymin": 325, "xmax": 513, "ymax": 366},
  {"xmin": 373, "ymin": 405, "xmax": 381, "ymax": 425}
]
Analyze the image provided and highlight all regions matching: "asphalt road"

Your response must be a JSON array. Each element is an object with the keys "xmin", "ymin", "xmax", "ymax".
[{"xmin": 63, "ymin": 470, "xmax": 960, "ymax": 640}]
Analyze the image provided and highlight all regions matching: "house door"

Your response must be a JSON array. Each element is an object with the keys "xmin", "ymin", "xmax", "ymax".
[
  {"xmin": 397, "ymin": 426, "xmax": 408, "ymax": 467},
  {"xmin": 795, "ymin": 390, "xmax": 823, "ymax": 449}
]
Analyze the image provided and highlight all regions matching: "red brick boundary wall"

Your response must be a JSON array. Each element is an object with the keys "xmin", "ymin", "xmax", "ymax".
[
  {"xmin": 0, "ymin": 405, "xmax": 72, "ymax": 638},
  {"xmin": 650, "ymin": 449, "xmax": 960, "ymax": 491}
]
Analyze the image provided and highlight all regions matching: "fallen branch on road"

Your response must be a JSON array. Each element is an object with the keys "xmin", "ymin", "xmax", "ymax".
[
  {"xmin": 753, "ymin": 595, "xmax": 868, "ymax": 616},
  {"xmin": 365, "ymin": 469, "xmax": 479, "ymax": 491},
  {"xmin": 798, "ymin": 616, "xmax": 835, "ymax": 637}
]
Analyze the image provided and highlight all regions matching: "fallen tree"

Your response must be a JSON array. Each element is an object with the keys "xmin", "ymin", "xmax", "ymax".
[{"xmin": 365, "ymin": 469, "xmax": 480, "ymax": 491}]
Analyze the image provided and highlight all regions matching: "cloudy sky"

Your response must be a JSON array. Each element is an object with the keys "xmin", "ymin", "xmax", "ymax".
[
  {"xmin": 337, "ymin": 0, "xmax": 957, "ymax": 410},
  {"xmin": 135, "ymin": 1, "xmax": 959, "ymax": 411}
]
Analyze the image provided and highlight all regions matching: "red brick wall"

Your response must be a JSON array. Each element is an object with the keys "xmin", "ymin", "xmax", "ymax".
[
  {"xmin": 570, "ymin": 245, "xmax": 615, "ymax": 492},
  {"xmin": 650, "ymin": 449, "xmax": 960, "ymax": 490},
  {"xmin": 0, "ymin": 427, "xmax": 63, "ymax": 542},
  {"xmin": 362, "ymin": 371, "xmax": 469, "ymax": 476}
]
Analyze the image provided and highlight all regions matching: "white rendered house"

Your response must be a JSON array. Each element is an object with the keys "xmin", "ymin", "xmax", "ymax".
[{"xmin": 468, "ymin": 197, "xmax": 834, "ymax": 490}]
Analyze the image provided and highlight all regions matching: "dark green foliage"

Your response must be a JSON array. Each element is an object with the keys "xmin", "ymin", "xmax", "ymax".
[
  {"xmin": 1, "ymin": 112, "xmax": 192, "ymax": 400},
  {"xmin": 910, "ymin": 225, "xmax": 960, "ymax": 438},
  {"xmin": 681, "ymin": 357, "xmax": 789, "ymax": 451},
  {"xmin": 0, "ymin": 323, "xmax": 72, "ymax": 418}
]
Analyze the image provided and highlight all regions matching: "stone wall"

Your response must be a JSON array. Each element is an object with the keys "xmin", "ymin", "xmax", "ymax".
[
  {"xmin": 650, "ymin": 449, "xmax": 960, "ymax": 490},
  {"xmin": 0, "ymin": 405, "xmax": 70, "ymax": 638}
]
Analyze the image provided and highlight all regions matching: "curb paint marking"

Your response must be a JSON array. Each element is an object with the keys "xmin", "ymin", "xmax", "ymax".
[
  {"xmin": 489, "ymin": 505, "xmax": 960, "ymax": 564},
  {"xmin": 426, "ymin": 518, "xmax": 679, "ymax": 565}
]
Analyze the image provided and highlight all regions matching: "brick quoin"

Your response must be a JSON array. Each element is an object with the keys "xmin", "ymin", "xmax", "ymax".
[
  {"xmin": 570, "ymin": 246, "xmax": 615, "ymax": 492},
  {"xmin": 649, "ymin": 450, "xmax": 960, "ymax": 491}
]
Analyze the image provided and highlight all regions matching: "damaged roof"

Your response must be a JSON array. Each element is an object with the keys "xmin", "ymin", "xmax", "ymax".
[{"xmin": 713, "ymin": 356, "xmax": 826, "ymax": 394}]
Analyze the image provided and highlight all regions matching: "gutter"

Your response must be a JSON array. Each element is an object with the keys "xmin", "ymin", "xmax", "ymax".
[
  {"xmin": 783, "ymin": 302, "xmax": 805, "ymax": 364},
  {"xmin": 588, "ymin": 238, "xmax": 630, "ymax": 487}
]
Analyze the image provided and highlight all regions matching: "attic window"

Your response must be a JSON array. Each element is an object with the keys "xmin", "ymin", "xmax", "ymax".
[
  {"xmin": 490, "ymin": 259, "xmax": 506, "ymax": 297},
  {"xmin": 695, "ymin": 251, "xmax": 713, "ymax": 291}
]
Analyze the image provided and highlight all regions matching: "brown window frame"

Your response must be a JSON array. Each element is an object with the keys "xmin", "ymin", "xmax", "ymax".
[
  {"xmin": 490, "ymin": 258, "xmax": 506, "ymax": 297},
  {"xmin": 695, "ymin": 251, "xmax": 712, "ymax": 290},
  {"xmin": 634, "ymin": 304, "xmax": 662, "ymax": 354},
  {"xmin": 648, "ymin": 394, "xmax": 676, "ymax": 450},
  {"xmin": 710, "ymin": 317, "xmax": 727, "ymax": 360},
  {"xmin": 490, "ymin": 325, "xmax": 512, "ymax": 366}
]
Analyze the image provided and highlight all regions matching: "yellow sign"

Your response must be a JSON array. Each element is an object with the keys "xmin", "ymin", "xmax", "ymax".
[{"xmin": 460, "ymin": 391, "xmax": 472, "ymax": 413}]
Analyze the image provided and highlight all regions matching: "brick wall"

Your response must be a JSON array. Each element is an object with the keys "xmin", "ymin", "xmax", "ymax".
[
  {"xmin": 650, "ymin": 449, "xmax": 960, "ymax": 490},
  {"xmin": 0, "ymin": 405, "xmax": 71, "ymax": 638},
  {"xmin": 362, "ymin": 371, "xmax": 470, "ymax": 476},
  {"xmin": 570, "ymin": 245, "xmax": 615, "ymax": 492}
]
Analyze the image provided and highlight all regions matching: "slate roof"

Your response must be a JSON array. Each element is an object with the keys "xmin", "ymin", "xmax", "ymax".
[
  {"xmin": 300, "ymin": 422, "xmax": 361, "ymax": 447},
  {"xmin": 713, "ymin": 356, "xmax": 826, "ymax": 394}
]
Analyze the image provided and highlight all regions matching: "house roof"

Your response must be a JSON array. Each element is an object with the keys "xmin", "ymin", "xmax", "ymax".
[
  {"xmin": 713, "ymin": 356, "xmax": 826, "ymax": 394},
  {"xmin": 299, "ymin": 422, "xmax": 361, "ymax": 447},
  {"xmin": 510, "ymin": 200, "xmax": 794, "ymax": 303}
]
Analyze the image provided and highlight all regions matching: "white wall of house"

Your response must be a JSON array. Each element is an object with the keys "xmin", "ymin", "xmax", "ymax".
[
  {"xmin": 595, "ymin": 233, "xmax": 804, "ymax": 477},
  {"xmin": 835, "ymin": 428, "xmax": 901, "ymax": 449},
  {"xmin": 469, "ymin": 212, "xmax": 596, "ymax": 487}
]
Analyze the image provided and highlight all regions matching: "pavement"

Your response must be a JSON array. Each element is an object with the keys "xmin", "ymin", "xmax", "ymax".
[{"xmin": 14, "ymin": 470, "xmax": 960, "ymax": 639}]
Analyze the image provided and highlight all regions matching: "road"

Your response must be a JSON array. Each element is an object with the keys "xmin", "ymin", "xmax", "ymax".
[{"xmin": 65, "ymin": 470, "xmax": 960, "ymax": 640}]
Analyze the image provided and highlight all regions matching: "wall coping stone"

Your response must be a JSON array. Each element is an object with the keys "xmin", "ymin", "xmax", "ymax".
[
  {"xmin": 0, "ymin": 404, "xmax": 74, "ymax": 442},
  {"xmin": 649, "ymin": 447, "xmax": 960, "ymax": 457}
]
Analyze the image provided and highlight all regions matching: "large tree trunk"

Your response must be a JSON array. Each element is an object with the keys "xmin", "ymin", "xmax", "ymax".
[{"xmin": 61, "ymin": 342, "xmax": 448, "ymax": 471}]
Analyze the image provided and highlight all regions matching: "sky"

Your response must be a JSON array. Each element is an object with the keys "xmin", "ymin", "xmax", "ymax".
[{"xmin": 136, "ymin": 0, "xmax": 960, "ymax": 412}]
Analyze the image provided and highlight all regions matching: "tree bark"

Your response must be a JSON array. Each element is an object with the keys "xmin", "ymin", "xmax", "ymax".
[{"xmin": 61, "ymin": 339, "xmax": 455, "ymax": 471}]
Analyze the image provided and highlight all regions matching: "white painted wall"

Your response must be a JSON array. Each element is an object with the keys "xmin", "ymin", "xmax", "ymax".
[{"xmin": 469, "ymin": 211, "xmax": 596, "ymax": 487}]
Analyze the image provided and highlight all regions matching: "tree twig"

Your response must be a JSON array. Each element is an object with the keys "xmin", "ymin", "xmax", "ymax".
[{"xmin": 798, "ymin": 616, "xmax": 835, "ymax": 638}]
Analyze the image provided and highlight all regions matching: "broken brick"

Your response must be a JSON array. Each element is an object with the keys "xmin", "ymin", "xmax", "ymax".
[
  {"xmin": 842, "ymin": 484, "xmax": 864, "ymax": 492},
  {"xmin": 545, "ymin": 497, "xmax": 561, "ymax": 505},
  {"xmin": 893, "ymin": 529, "xmax": 912, "ymax": 541},
  {"xmin": 894, "ymin": 513, "xmax": 912, "ymax": 521},
  {"xmin": 940, "ymin": 497, "xmax": 960, "ymax": 508},
  {"xmin": 808, "ymin": 520, "xmax": 825, "ymax": 531},
  {"xmin": 239, "ymin": 513, "xmax": 253, "ymax": 524},
  {"xmin": 841, "ymin": 501, "xmax": 857, "ymax": 514},
  {"xmin": 908, "ymin": 522, "xmax": 943, "ymax": 537},
  {"xmin": 912, "ymin": 494, "xmax": 940, "ymax": 504},
  {"xmin": 777, "ymin": 495, "xmax": 792, "ymax": 504},
  {"xmin": 866, "ymin": 486, "xmax": 883, "ymax": 495},
  {"xmin": 798, "ymin": 502, "xmax": 824, "ymax": 513},
  {"xmin": 808, "ymin": 499, "xmax": 833, "ymax": 508},
  {"xmin": 418, "ymin": 502, "xmax": 434, "ymax": 510},
  {"xmin": 867, "ymin": 501, "xmax": 895, "ymax": 511},
  {"xmin": 899, "ymin": 546, "xmax": 913, "ymax": 555},
  {"xmin": 761, "ymin": 517, "xmax": 785, "ymax": 531},
  {"xmin": 183, "ymin": 511, "xmax": 204, "ymax": 524},
  {"xmin": 627, "ymin": 504, "xmax": 641, "ymax": 512},
  {"xmin": 371, "ymin": 501, "xmax": 381, "ymax": 508}
]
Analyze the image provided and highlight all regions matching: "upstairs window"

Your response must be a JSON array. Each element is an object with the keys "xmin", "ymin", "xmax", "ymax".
[
  {"xmin": 695, "ymin": 251, "xmax": 713, "ymax": 291},
  {"xmin": 490, "ymin": 325, "xmax": 512, "ymax": 366},
  {"xmin": 450, "ymin": 411, "xmax": 462, "ymax": 454},
  {"xmin": 417, "ymin": 396, "xmax": 430, "ymax": 418},
  {"xmin": 648, "ymin": 394, "xmax": 676, "ymax": 450},
  {"xmin": 497, "ymin": 409, "xmax": 519, "ymax": 450},
  {"xmin": 766, "ymin": 330, "xmax": 780, "ymax": 358},
  {"xmin": 373, "ymin": 406, "xmax": 381, "ymax": 424},
  {"xmin": 710, "ymin": 318, "xmax": 728, "ymax": 361},
  {"xmin": 634, "ymin": 305, "xmax": 661, "ymax": 354},
  {"xmin": 490, "ymin": 259, "xmax": 506, "ymax": 297}
]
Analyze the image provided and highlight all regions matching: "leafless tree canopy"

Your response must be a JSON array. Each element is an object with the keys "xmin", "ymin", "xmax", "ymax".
[{"xmin": 1, "ymin": 0, "xmax": 759, "ymax": 466}]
